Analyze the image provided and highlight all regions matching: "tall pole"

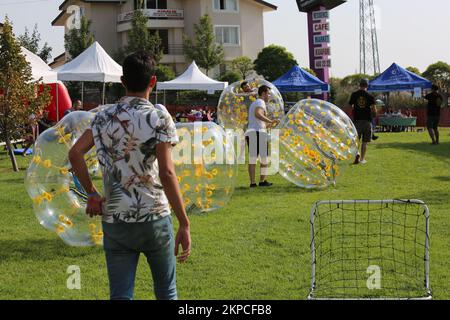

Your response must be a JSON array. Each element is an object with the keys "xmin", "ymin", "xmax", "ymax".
[
  {"xmin": 81, "ymin": 82, "xmax": 84, "ymax": 105},
  {"xmin": 102, "ymin": 82, "xmax": 106, "ymax": 105},
  {"xmin": 56, "ymin": 83, "xmax": 60, "ymax": 122},
  {"xmin": 359, "ymin": 0, "xmax": 381, "ymax": 75}
]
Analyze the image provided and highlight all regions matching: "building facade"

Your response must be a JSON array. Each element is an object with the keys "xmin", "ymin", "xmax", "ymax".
[{"xmin": 52, "ymin": 0, "xmax": 276, "ymax": 76}]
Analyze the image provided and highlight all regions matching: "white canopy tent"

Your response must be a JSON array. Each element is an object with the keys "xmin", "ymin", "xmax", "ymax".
[
  {"xmin": 57, "ymin": 41, "xmax": 123, "ymax": 104},
  {"xmin": 21, "ymin": 47, "xmax": 66, "ymax": 121},
  {"xmin": 157, "ymin": 61, "xmax": 228, "ymax": 103},
  {"xmin": 21, "ymin": 46, "xmax": 58, "ymax": 83}
]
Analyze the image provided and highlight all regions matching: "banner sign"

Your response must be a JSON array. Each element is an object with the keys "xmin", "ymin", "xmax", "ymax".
[
  {"xmin": 314, "ymin": 47, "xmax": 331, "ymax": 57},
  {"xmin": 313, "ymin": 10, "xmax": 329, "ymax": 20},
  {"xmin": 118, "ymin": 9, "xmax": 184, "ymax": 23},
  {"xmin": 315, "ymin": 59, "xmax": 332, "ymax": 69},
  {"xmin": 313, "ymin": 35, "xmax": 330, "ymax": 44},
  {"xmin": 313, "ymin": 22, "xmax": 330, "ymax": 32}
]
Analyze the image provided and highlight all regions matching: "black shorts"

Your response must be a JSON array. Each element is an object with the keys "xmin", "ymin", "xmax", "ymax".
[
  {"xmin": 427, "ymin": 116, "xmax": 440, "ymax": 130},
  {"xmin": 355, "ymin": 120, "xmax": 372, "ymax": 143},
  {"xmin": 246, "ymin": 131, "xmax": 269, "ymax": 164}
]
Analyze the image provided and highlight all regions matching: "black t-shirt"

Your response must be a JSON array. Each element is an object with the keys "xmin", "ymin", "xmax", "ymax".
[
  {"xmin": 425, "ymin": 92, "xmax": 443, "ymax": 117},
  {"xmin": 349, "ymin": 90, "xmax": 375, "ymax": 121}
]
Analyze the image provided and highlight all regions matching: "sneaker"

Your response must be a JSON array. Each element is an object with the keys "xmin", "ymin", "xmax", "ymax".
[
  {"xmin": 360, "ymin": 159, "xmax": 367, "ymax": 164},
  {"xmin": 372, "ymin": 135, "xmax": 379, "ymax": 141},
  {"xmin": 258, "ymin": 181, "xmax": 273, "ymax": 187},
  {"xmin": 250, "ymin": 183, "xmax": 258, "ymax": 188},
  {"xmin": 353, "ymin": 154, "xmax": 360, "ymax": 165}
]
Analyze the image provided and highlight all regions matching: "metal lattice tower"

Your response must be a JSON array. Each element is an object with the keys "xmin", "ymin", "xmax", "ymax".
[{"xmin": 359, "ymin": 0, "xmax": 381, "ymax": 75}]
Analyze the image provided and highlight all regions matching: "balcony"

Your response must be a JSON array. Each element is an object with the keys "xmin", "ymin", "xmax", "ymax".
[
  {"xmin": 117, "ymin": 9, "xmax": 184, "ymax": 32},
  {"xmin": 118, "ymin": 9, "xmax": 184, "ymax": 23},
  {"xmin": 166, "ymin": 44, "xmax": 184, "ymax": 56}
]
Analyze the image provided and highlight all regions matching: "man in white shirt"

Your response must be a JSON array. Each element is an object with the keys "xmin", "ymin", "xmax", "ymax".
[{"xmin": 245, "ymin": 85, "xmax": 277, "ymax": 188}]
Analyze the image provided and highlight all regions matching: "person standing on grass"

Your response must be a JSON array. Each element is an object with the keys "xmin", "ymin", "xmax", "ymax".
[
  {"xmin": 68, "ymin": 51, "xmax": 191, "ymax": 300},
  {"xmin": 245, "ymin": 85, "xmax": 277, "ymax": 188},
  {"xmin": 349, "ymin": 79, "xmax": 377, "ymax": 165},
  {"xmin": 424, "ymin": 84, "xmax": 444, "ymax": 145}
]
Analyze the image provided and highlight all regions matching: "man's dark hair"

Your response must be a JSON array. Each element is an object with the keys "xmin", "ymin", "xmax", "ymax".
[
  {"xmin": 432, "ymin": 84, "xmax": 439, "ymax": 91},
  {"xmin": 122, "ymin": 51, "xmax": 156, "ymax": 92},
  {"xmin": 240, "ymin": 81, "xmax": 249, "ymax": 90},
  {"xmin": 359, "ymin": 78, "xmax": 369, "ymax": 88},
  {"xmin": 258, "ymin": 85, "xmax": 270, "ymax": 96}
]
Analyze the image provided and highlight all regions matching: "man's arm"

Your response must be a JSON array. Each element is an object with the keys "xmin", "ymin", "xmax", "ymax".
[
  {"xmin": 68, "ymin": 129, "xmax": 103, "ymax": 217},
  {"xmin": 255, "ymin": 107, "xmax": 274, "ymax": 124},
  {"xmin": 156, "ymin": 142, "xmax": 191, "ymax": 263}
]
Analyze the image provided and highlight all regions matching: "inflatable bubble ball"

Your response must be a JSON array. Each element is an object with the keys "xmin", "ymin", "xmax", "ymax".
[
  {"xmin": 275, "ymin": 99, "xmax": 359, "ymax": 189},
  {"xmin": 217, "ymin": 79, "xmax": 285, "ymax": 131},
  {"xmin": 25, "ymin": 111, "xmax": 103, "ymax": 247},
  {"xmin": 173, "ymin": 122, "xmax": 237, "ymax": 214},
  {"xmin": 26, "ymin": 116, "xmax": 237, "ymax": 246}
]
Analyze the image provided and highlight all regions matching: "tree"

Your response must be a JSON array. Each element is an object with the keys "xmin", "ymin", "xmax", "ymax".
[
  {"xmin": 340, "ymin": 73, "xmax": 373, "ymax": 88},
  {"xmin": 126, "ymin": 9, "xmax": 163, "ymax": 62},
  {"xmin": 18, "ymin": 24, "xmax": 53, "ymax": 63},
  {"xmin": 254, "ymin": 45, "xmax": 297, "ymax": 81},
  {"xmin": 231, "ymin": 56, "xmax": 254, "ymax": 80},
  {"xmin": 184, "ymin": 14, "xmax": 224, "ymax": 76},
  {"xmin": 64, "ymin": 16, "xmax": 94, "ymax": 60},
  {"xmin": 423, "ymin": 61, "xmax": 450, "ymax": 93},
  {"xmin": 406, "ymin": 66, "xmax": 421, "ymax": 76},
  {"xmin": 64, "ymin": 16, "xmax": 95, "ymax": 100},
  {"xmin": 155, "ymin": 64, "xmax": 175, "ymax": 82},
  {"xmin": 218, "ymin": 70, "xmax": 241, "ymax": 84},
  {"xmin": 302, "ymin": 67, "xmax": 317, "ymax": 77},
  {"xmin": 0, "ymin": 17, "xmax": 51, "ymax": 171}
]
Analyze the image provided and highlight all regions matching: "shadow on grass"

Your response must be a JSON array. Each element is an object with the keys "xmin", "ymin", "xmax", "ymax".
[
  {"xmin": 434, "ymin": 176, "xmax": 450, "ymax": 182},
  {"xmin": 374, "ymin": 141, "xmax": 450, "ymax": 162},
  {"xmin": 396, "ymin": 190, "xmax": 450, "ymax": 206},
  {"xmin": 234, "ymin": 184, "xmax": 317, "ymax": 195},
  {"xmin": 0, "ymin": 177, "xmax": 27, "ymax": 184},
  {"xmin": 0, "ymin": 238, "xmax": 101, "ymax": 262}
]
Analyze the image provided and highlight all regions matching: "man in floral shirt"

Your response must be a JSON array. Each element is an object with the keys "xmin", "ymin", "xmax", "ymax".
[{"xmin": 69, "ymin": 51, "xmax": 190, "ymax": 300}]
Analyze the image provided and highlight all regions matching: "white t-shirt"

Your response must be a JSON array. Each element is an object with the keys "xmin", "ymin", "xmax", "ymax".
[{"xmin": 247, "ymin": 98, "xmax": 267, "ymax": 133}]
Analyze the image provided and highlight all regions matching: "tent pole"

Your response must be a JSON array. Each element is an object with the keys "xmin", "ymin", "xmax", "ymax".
[
  {"xmin": 81, "ymin": 82, "xmax": 84, "ymax": 105},
  {"xmin": 164, "ymin": 90, "xmax": 166, "ymax": 106},
  {"xmin": 102, "ymin": 82, "xmax": 106, "ymax": 105},
  {"xmin": 56, "ymin": 83, "xmax": 59, "ymax": 122}
]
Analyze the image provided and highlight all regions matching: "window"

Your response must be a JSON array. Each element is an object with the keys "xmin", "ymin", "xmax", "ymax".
[
  {"xmin": 150, "ymin": 29, "xmax": 169, "ymax": 54},
  {"xmin": 215, "ymin": 26, "xmax": 240, "ymax": 45},
  {"xmin": 135, "ymin": 0, "xmax": 167, "ymax": 9},
  {"xmin": 213, "ymin": 0, "xmax": 238, "ymax": 12}
]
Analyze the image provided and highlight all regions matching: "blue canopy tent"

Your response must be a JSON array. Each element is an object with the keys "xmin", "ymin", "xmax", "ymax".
[
  {"xmin": 368, "ymin": 63, "xmax": 432, "ymax": 92},
  {"xmin": 273, "ymin": 65, "xmax": 330, "ymax": 93}
]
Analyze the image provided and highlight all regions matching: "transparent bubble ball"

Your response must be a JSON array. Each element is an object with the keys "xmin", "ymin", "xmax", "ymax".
[
  {"xmin": 217, "ymin": 79, "xmax": 285, "ymax": 131},
  {"xmin": 25, "ymin": 111, "xmax": 103, "ymax": 247},
  {"xmin": 173, "ymin": 122, "xmax": 237, "ymax": 214},
  {"xmin": 274, "ymin": 99, "xmax": 359, "ymax": 189}
]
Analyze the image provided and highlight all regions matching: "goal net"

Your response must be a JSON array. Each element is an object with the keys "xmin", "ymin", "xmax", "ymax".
[{"xmin": 308, "ymin": 200, "xmax": 431, "ymax": 300}]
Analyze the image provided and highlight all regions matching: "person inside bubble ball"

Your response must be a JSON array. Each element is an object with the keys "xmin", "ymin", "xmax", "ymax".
[
  {"xmin": 240, "ymin": 81, "xmax": 257, "ymax": 94},
  {"xmin": 68, "ymin": 51, "xmax": 191, "ymax": 300},
  {"xmin": 349, "ymin": 78, "xmax": 377, "ymax": 165},
  {"xmin": 245, "ymin": 85, "xmax": 278, "ymax": 188}
]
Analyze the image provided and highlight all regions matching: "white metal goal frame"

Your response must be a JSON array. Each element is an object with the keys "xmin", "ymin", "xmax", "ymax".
[{"xmin": 308, "ymin": 199, "xmax": 431, "ymax": 300}]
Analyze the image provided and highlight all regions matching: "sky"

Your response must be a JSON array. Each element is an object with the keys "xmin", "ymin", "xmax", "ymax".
[{"xmin": 1, "ymin": 0, "xmax": 449, "ymax": 78}]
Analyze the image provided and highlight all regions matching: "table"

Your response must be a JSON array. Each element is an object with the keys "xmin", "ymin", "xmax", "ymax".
[{"xmin": 379, "ymin": 117, "xmax": 417, "ymax": 132}]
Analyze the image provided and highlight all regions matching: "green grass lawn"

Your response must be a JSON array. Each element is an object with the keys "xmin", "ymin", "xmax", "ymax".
[{"xmin": 0, "ymin": 129, "xmax": 449, "ymax": 300}]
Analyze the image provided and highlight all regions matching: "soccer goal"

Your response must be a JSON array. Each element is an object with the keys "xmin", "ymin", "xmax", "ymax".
[{"xmin": 308, "ymin": 200, "xmax": 431, "ymax": 300}]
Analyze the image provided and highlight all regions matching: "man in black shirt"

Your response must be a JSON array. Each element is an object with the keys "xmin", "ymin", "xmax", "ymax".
[
  {"xmin": 349, "ymin": 79, "xmax": 377, "ymax": 164},
  {"xmin": 424, "ymin": 85, "xmax": 443, "ymax": 145}
]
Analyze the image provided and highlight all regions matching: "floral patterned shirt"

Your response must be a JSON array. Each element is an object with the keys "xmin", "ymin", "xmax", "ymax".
[{"xmin": 90, "ymin": 97, "xmax": 178, "ymax": 223}]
